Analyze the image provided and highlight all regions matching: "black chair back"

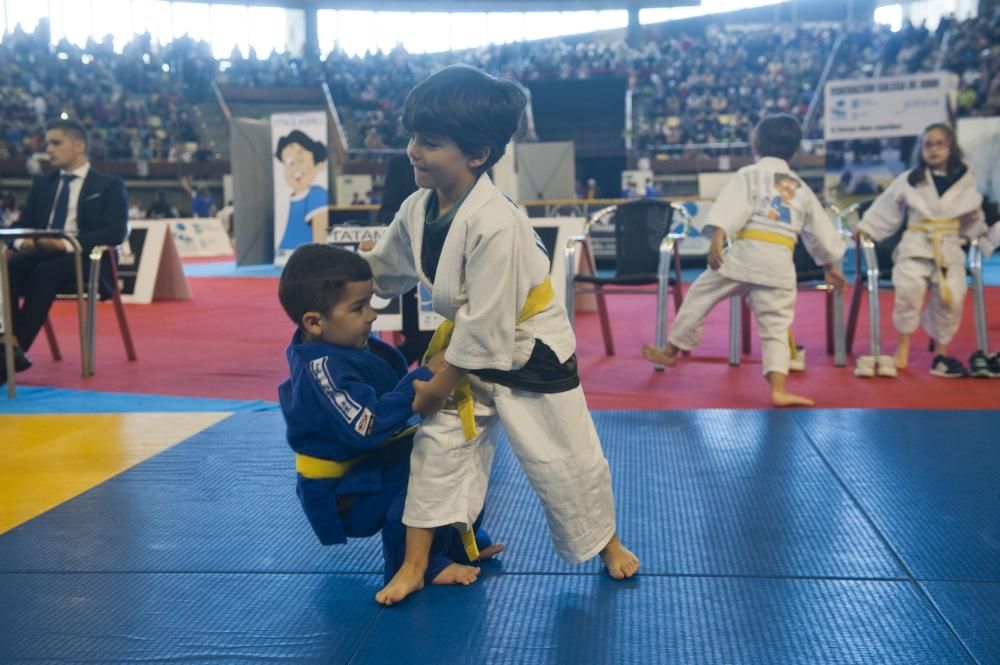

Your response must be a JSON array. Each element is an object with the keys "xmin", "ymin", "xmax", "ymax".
[{"xmin": 611, "ymin": 200, "xmax": 674, "ymax": 278}]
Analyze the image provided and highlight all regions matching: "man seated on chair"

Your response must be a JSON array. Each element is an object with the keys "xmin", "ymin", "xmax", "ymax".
[{"xmin": 1, "ymin": 118, "xmax": 128, "ymax": 384}]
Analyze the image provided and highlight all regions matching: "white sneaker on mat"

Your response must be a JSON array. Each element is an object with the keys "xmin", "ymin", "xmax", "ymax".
[
  {"xmin": 789, "ymin": 346, "xmax": 807, "ymax": 372},
  {"xmin": 875, "ymin": 355, "xmax": 898, "ymax": 378},
  {"xmin": 854, "ymin": 355, "xmax": 875, "ymax": 378}
]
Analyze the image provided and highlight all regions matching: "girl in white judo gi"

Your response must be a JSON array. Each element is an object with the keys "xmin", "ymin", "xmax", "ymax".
[
  {"xmin": 361, "ymin": 66, "xmax": 639, "ymax": 606},
  {"xmin": 854, "ymin": 123, "xmax": 996, "ymax": 377},
  {"xmin": 643, "ymin": 114, "xmax": 847, "ymax": 406}
]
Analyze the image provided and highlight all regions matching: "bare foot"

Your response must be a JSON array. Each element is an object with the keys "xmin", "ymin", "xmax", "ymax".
[
  {"xmin": 599, "ymin": 534, "xmax": 640, "ymax": 580},
  {"xmin": 375, "ymin": 562, "xmax": 425, "ymax": 606},
  {"xmin": 642, "ymin": 344, "xmax": 677, "ymax": 367},
  {"xmin": 431, "ymin": 562, "xmax": 481, "ymax": 586},
  {"xmin": 477, "ymin": 543, "xmax": 505, "ymax": 561},
  {"xmin": 771, "ymin": 390, "xmax": 815, "ymax": 407}
]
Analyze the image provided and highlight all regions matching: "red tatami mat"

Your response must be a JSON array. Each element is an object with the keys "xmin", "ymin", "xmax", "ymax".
[{"xmin": 14, "ymin": 275, "xmax": 1000, "ymax": 409}]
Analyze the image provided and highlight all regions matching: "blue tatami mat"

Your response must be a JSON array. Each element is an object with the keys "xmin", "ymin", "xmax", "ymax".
[
  {"xmin": 0, "ymin": 572, "xmax": 382, "ymax": 664},
  {"xmin": 922, "ymin": 581, "xmax": 1000, "ymax": 665},
  {"xmin": 1, "ymin": 408, "xmax": 998, "ymax": 663},
  {"xmin": 796, "ymin": 410, "xmax": 1000, "ymax": 582},
  {"xmin": 487, "ymin": 409, "xmax": 904, "ymax": 578},
  {"xmin": 0, "ymin": 411, "xmax": 371, "ymax": 574},
  {"xmin": 0, "ymin": 385, "xmax": 277, "ymax": 414},
  {"xmin": 356, "ymin": 575, "xmax": 970, "ymax": 665},
  {"xmin": 184, "ymin": 261, "xmax": 283, "ymax": 278}
]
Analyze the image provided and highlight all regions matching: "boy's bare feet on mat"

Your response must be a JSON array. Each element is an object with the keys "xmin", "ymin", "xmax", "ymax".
[
  {"xmin": 375, "ymin": 563, "xmax": 425, "ymax": 606},
  {"xmin": 768, "ymin": 372, "xmax": 814, "ymax": 407},
  {"xmin": 477, "ymin": 543, "xmax": 505, "ymax": 560},
  {"xmin": 600, "ymin": 534, "xmax": 640, "ymax": 580},
  {"xmin": 642, "ymin": 344, "xmax": 678, "ymax": 367},
  {"xmin": 431, "ymin": 562, "xmax": 481, "ymax": 586},
  {"xmin": 771, "ymin": 390, "xmax": 815, "ymax": 407}
]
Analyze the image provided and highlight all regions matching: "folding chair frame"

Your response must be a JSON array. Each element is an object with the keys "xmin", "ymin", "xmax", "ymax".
[
  {"xmin": 565, "ymin": 202, "xmax": 692, "ymax": 369},
  {"xmin": 42, "ymin": 244, "xmax": 138, "ymax": 376}
]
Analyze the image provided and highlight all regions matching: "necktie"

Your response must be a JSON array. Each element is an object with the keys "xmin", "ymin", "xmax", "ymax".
[{"xmin": 50, "ymin": 174, "xmax": 77, "ymax": 230}]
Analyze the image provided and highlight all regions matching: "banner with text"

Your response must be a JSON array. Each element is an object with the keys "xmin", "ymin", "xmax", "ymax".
[{"xmin": 824, "ymin": 72, "xmax": 957, "ymax": 141}]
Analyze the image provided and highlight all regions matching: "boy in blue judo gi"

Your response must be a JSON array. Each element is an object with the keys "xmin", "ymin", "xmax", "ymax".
[{"xmin": 278, "ymin": 243, "xmax": 502, "ymax": 589}]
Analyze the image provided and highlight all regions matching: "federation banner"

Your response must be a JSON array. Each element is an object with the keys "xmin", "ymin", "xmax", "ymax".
[{"xmin": 824, "ymin": 72, "xmax": 957, "ymax": 141}]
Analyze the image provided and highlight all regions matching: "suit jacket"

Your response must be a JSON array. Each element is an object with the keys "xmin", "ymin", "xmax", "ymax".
[{"xmin": 15, "ymin": 167, "xmax": 129, "ymax": 254}]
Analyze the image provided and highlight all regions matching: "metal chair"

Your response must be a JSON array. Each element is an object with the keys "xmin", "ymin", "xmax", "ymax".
[
  {"xmin": 728, "ymin": 204, "xmax": 849, "ymax": 368},
  {"xmin": 0, "ymin": 229, "xmax": 87, "ymax": 398},
  {"xmin": 42, "ymin": 244, "xmax": 137, "ymax": 376},
  {"xmin": 565, "ymin": 199, "xmax": 692, "ymax": 367}
]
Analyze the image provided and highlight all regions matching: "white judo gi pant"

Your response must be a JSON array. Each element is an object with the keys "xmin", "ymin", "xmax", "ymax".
[
  {"xmin": 891, "ymin": 255, "xmax": 967, "ymax": 345},
  {"xmin": 668, "ymin": 270, "xmax": 797, "ymax": 376},
  {"xmin": 403, "ymin": 377, "xmax": 617, "ymax": 564}
]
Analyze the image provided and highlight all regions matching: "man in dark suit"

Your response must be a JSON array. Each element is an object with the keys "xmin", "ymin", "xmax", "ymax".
[{"xmin": 2, "ymin": 119, "xmax": 128, "ymax": 383}]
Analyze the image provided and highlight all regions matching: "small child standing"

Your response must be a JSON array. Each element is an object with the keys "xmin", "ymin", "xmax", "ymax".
[
  {"xmin": 362, "ymin": 65, "xmax": 639, "ymax": 606},
  {"xmin": 643, "ymin": 114, "xmax": 847, "ymax": 406},
  {"xmin": 277, "ymin": 244, "xmax": 501, "ymax": 589},
  {"xmin": 854, "ymin": 123, "xmax": 995, "ymax": 377}
]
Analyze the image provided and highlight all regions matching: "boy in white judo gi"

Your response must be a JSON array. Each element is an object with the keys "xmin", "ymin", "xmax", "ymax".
[
  {"xmin": 853, "ymin": 123, "xmax": 998, "ymax": 378},
  {"xmin": 361, "ymin": 65, "xmax": 639, "ymax": 606},
  {"xmin": 643, "ymin": 114, "xmax": 847, "ymax": 406}
]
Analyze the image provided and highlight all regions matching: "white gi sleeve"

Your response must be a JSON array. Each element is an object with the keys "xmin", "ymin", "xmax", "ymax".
[
  {"xmin": 361, "ymin": 202, "xmax": 420, "ymax": 298},
  {"xmin": 444, "ymin": 220, "xmax": 519, "ymax": 371},
  {"xmin": 800, "ymin": 191, "xmax": 846, "ymax": 266},
  {"xmin": 856, "ymin": 174, "xmax": 907, "ymax": 241},
  {"xmin": 958, "ymin": 205, "xmax": 986, "ymax": 241},
  {"xmin": 703, "ymin": 171, "xmax": 754, "ymax": 240}
]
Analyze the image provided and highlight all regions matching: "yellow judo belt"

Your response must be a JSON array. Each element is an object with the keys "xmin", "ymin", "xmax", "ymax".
[
  {"xmin": 735, "ymin": 228, "xmax": 796, "ymax": 249},
  {"xmin": 906, "ymin": 218, "xmax": 960, "ymax": 307},
  {"xmin": 295, "ymin": 425, "xmax": 418, "ymax": 480},
  {"xmin": 423, "ymin": 276, "xmax": 555, "ymax": 443}
]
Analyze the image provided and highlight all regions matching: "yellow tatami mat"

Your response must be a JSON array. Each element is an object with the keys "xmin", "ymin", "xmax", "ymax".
[{"xmin": 0, "ymin": 413, "xmax": 230, "ymax": 533}]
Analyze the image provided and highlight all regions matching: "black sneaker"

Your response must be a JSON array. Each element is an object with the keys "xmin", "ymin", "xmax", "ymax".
[
  {"xmin": 988, "ymin": 352, "xmax": 1000, "ymax": 378},
  {"xmin": 969, "ymin": 351, "xmax": 992, "ymax": 378},
  {"xmin": 13, "ymin": 347, "xmax": 32, "ymax": 372},
  {"xmin": 930, "ymin": 355, "xmax": 969, "ymax": 378}
]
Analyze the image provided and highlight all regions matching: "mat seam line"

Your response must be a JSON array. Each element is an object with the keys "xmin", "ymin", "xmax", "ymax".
[{"xmin": 791, "ymin": 413, "xmax": 981, "ymax": 665}]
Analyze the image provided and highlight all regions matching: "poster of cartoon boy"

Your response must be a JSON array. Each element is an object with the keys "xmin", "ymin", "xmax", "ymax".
[{"xmin": 274, "ymin": 127, "xmax": 330, "ymax": 252}]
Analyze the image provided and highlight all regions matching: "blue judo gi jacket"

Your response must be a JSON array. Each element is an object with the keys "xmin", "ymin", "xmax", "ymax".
[{"xmin": 279, "ymin": 330, "xmax": 431, "ymax": 545}]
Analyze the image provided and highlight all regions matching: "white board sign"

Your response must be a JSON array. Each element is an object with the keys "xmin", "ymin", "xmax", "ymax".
[
  {"xmin": 168, "ymin": 218, "xmax": 233, "ymax": 258},
  {"xmin": 824, "ymin": 72, "xmax": 957, "ymax": 141},
  {"xmin": 119, "ymin": 221, "xmax": 192, "ymax": 304}
]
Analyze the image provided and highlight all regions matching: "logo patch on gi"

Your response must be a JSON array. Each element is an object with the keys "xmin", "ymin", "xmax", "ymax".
[
  {"xmin": 309, "ymin": 357, "xmax": 362, "ymax": 422},
  {"xmin": 354, "ymin": 408, "xmax": 375, "ymax": 436}
]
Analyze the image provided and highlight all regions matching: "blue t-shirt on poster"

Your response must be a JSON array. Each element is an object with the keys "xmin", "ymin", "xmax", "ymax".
[{"xmin": 280, "ymin": 185, "xmax": 328, "ymax": 249}]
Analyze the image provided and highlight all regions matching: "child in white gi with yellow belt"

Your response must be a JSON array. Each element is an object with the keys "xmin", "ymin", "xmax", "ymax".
[
  {"xmin": 643, "ymin": 114, "xmax": 847, "ymax": 406},
  {"xmin": 853, "ymin": 123, "xmax": 995, "ymax": 377},
  {"xmin": 361, "ymin": 65, "xmax": 639, "ymax": 606}
]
